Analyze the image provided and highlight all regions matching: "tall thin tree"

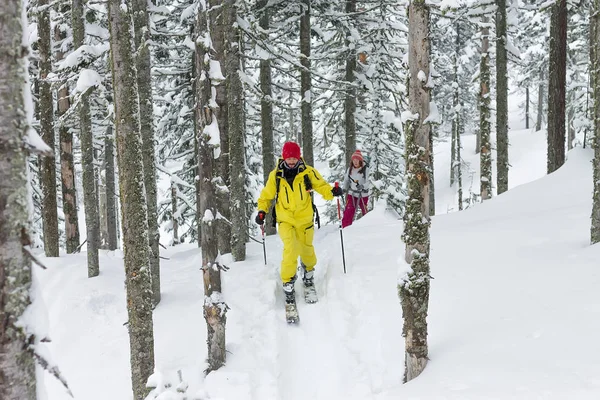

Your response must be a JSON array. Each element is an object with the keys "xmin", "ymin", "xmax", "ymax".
[
  {"xmin": 105, "ymin": 128, "xmax": 119, "ymax": 250},
  {"xmin": 73, "ymin": 0, "xmax": 100, "ymax": 276},
  {"xmin": 547, "ymin": 0, "xmax": 567, "ymax": 173},
  {"xmin": 480, "ymin": 17, "xmax": 493, "ymax": 201},
  {"xmin": 496, "ymin": 0, "xmax": 509, "ymax": 194},
  {"xmin": 344, "ymin": 0, "xmax": 357, "ymax": 165},
  {"xmin": 197, "ymin": 1, "xmax": 227, "ymax": 373},
  {"xmin": 132, "ymin": 0, "xmax": 161, "ymax": 306},
  {"xmin": 300, "ymin": 0, "xmax": 314, "ymax": 165},
  {"xmin": 107, "ymin": 0, "xmax": 155, "ymax": 396},
  {"xmin": 0, "ymin": 0, "xmax": 37, "ymax": 395},
  {"xmin": 399, "ymin": 0, "xmax": 432, "ymax": 383},
  {"xmin": 226, "ymin": 0, "xmax": 247, "ymax": 260},
  {"xmin": 38, "ymin": 0, "xmax": 60, "ymax": 257},
  {"xmin": 591, "ymin": 0, "xmax": 600, "ymax": 244}
]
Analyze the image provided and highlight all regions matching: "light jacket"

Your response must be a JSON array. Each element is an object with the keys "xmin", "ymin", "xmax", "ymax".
[
  {"xmin": 343, "ymin": 165, "xmax": 370, "ymax": 198},
  {"xmin": 258, "ymin": 158, "xmax": 334, "ymax": 227}
]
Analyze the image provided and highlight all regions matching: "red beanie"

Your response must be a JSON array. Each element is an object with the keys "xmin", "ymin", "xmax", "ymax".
[
  {"xmin": 351, "ymin": 149, "xmax": 364, "ymax": 162},
  {"xmin": 282, "ymin": 141, "xmax": 301, "ymax": 159}
]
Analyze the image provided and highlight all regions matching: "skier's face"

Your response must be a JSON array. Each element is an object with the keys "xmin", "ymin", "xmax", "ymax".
[
  {"xmin": 285, "ymin": 157, "xmax": 298, "ymax": 168},
  {"xmin": 352, "ymin": 158, "xmax": 361, "ymax": 168}
]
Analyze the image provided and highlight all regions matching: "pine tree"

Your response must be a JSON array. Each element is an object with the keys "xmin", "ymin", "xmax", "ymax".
[
  {"xmin": 547, "ymin": 0, "xmax": 567, "ymax": 173},
  {"xmin": 399, "ymin": 0, "xmax": 431, "ymax": 383},
  {"xmin": 496, "ymin": 0, "xmax": 509, "ymax": 194},
  {"xmin": 38, "ymin": 0, "xmax": 60, "ymax": 257},
  {"xmin": 132, "ymin": 0, "xmax": 161, "ymax": 306},
  {"xmin": 591, "ymin": 0, "xmax": 600, "ymax": 244},
  {"xmin": 196, "ymin": 0, "xmax": 227, "ymax": 373},
  {"xmin": 300, "ymin": 0, "xmax": 314, "ymax": 165},
  {"xmin": 107, "ymin": 0, "xmax": 155, "ymax": 396},
  {"xmin": 0, "ymin": 0, "xmax": 37, "ymax": 395},
  {"xmin": 479, "ymin": 15, "xmax": 493, "ymax": 201}
]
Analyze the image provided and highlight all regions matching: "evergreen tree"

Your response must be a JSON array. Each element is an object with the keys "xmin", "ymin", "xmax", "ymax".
[{"xmin": 591, "ymin": 0, "xmax": 600, "ymax": 244}]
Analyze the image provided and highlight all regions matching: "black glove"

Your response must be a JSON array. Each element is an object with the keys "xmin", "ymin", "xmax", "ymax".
[
  {"xmin": 331, "ymin": 186, "xmax": 343, "ymax": 197},
  {"xmin": 255, "ymin": 210, "xmax": 266, "ymax": 225}
]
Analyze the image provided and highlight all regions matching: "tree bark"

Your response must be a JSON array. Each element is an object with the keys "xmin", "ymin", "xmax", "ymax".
[
  {"xmin": 399, "ymin": 0, "xmax": 431, "ymax": 383},
  {"xmin": 38, "ymin": 0, "xmax": 60, "ymax": 257},
  {"xmin": 300, "ymin": 0, "xmax": 314, "ymax": 165},
  {"xmin": 591, "ymin": 0, "xmax": 600, "ymax": 244},
  {"xmin": 525, "ymin": 86, "xmax": 530, "ymax": 129},
  {"xmin": 479, "ymin": 18, "xmax": 492, "ymax": 201},
  {"xmin": 496, "ymin": 0, "xmax": 509, "ymax": 194},
  {"xmin": 73, "ymin": 0, "xmax": 100, "ymax": 276},
  {"xmin": 344, "ymin": 0, "xmax": 357, "ymax": 166},
  {"xmin": 208, "ymin": 0, "xmax": 233, "ymax": 255},
  {"xmin": 171, "ymin": 182, "xmax": 179, "ymax": 245},
  {"xmin": 132, "ymin": 0, "xmax": 161, "ymax": 306},
  {"xmin": 226, "ymin": 0, "xmax": 247, "ymax": 261},
  {"xmin": 55, "ymin": 22, "xmax": 80, "ymax": 254},
  {"xmin": 107, "ymin": 0, "xmax": 155, "ymax": 397},
  {"xmin": 547, "ymin": 0, "xmax": 567, "ymax": 174},
  {"xmin": 536, "ymin": 67, "xmax": 544, "ymax": 131},
  {"xmin": 197, "ymin": 2, "xmax": 227, "ymax": 373},
  {"xmin": 105, "ymin": 128, "xmax": 118, "ymax": 250},
  {"xmin": 258, "ymin": 0, "xmax": 277, "ymax": 236},
  {"xmin": 0, "ymin": 1, "xmax": 37, "ymax": 396}
]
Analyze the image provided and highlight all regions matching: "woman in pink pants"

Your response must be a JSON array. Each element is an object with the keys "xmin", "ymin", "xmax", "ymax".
[{"xmin": 342, "ymin": 150, "xmax": 370, "ymax": 228}]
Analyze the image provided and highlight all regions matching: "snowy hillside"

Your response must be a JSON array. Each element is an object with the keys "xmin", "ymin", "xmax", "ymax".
[{"xmin": 37, "ymin": 133, "xmax": 600, "ymax": 399}]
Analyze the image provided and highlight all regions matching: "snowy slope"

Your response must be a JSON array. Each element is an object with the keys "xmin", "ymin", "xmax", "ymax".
[{"xmin": 38, "ymin": 143, "xmax": 600, "ymax": 399}]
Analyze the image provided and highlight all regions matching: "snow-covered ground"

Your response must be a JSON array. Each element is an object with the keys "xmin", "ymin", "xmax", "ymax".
[{"xmin": 37, "ymin": 124, "xmax": 600, "ymax": 399}]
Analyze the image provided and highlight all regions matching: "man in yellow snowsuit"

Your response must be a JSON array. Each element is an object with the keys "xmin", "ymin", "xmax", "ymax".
[{"xmin": 255, "ymin": 141, "xmax": 343, "ymax": 304}]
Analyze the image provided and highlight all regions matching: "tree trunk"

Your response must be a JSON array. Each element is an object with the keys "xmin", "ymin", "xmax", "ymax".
[
  {"xmin": 226, "ymin": 0, "xmax": 247, "ymax": 261},
  {"xmin": 300, "ymin": 0, "xmax": 314, "ymax": 165},
  {"xmin": 105, "ymin": 128, "xmax": 119, "ymax": 250},
  {"xmin": 536, "ymin": 67, "xmax": 545, "ymax": 131},
  {"xmin": 568, "ymin": 107, "xmax": 575, "ymax": 150},
  {"xmin": 591, "ymin": 0, "xmax": 600, "ymax": 244},
  {"xmin": 208, "ymin": 0, "xmax": 233, "ymax": 255},
  {"xmin": 547, "ymin": 0, "xmax": 567, "ymax": 174},
  {"xmin": 399, "ymin": 0, "xmax": 431, "ymax": 383},
  {"xmin": 258, "ymin": 0, "xmax": 277, "ymax": 236},
  {"xmin": 344, "ymin": 0, "xmax": 357, "ymax": 166},
  {"xmin": 479, "ymin": 18, "xmax": 493, "ymax": 201},
  {"xmin": 0, "ymin": 1, "xmax": 37, "ymax": 396},
  {"xmin": 132, "ymin": 0, "xmax": 161, "ymax": 306},
  {"xmin": 525, "ymin": 86, "xmax": 530, "ymax": 129},
  {"xmin": 171, "ymin": 182, "xmax": 179, "ymax": 245},
  {"xmin": 107, "ymin": 0, "xmax": 155, "ymax": 397},
  {"xmin": 55, "ymin": 23, "xmax": 80, "ymax": 254},
  {"xmin": 197, "ymin": 2, "xmax": 227, "ymax": 373},
  {"xmin": 38, "ymin": 0, "xmax": 59, "ymax": 257},
  {"xmin": 496, "ymin": 0, "xmax": 509, "ymax": 194},
  {"xmin": 73, "ymin": 0, "xmax": 100, "ymax": 276}
]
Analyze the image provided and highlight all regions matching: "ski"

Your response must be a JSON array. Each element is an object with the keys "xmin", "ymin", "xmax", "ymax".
[
  {"xmin": 285, "ymin": 301, "xmax": 299, "ymax": 324},
  {"xmin": 303, "ymin": 285, "xmax": 318, "ymax": 304}
]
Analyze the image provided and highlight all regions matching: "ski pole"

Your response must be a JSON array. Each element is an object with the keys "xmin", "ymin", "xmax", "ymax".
[
  {"xmin": 335, "ymin": 182, "xmax": 347, "ymax": 274},
  {"xmin": 261, "ymin": 224, "xmax": 267, "ymax": 265}
]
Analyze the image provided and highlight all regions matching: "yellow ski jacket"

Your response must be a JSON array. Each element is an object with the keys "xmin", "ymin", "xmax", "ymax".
[{"xmin": 257, "ymin": 158, "xmax": 334, "ymax": 227}]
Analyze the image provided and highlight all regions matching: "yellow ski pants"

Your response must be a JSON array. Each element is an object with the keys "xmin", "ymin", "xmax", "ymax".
[{"xmin": 278, "ymin": 221, "xmax": 316, "ymax": 283}]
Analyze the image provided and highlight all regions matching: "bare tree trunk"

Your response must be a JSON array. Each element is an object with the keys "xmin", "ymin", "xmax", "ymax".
[
  {"xmin": 536, "ymin": 67, "xmax": 545, "ymax": 131},
  {"xmin": 73, "ymin": 0, "xmax": 100, "ymax": 276},
  {"xmin": 496, "ymin": 0, "xmax": 509, "ymax": 194},
  {"xmin": 38, "ymin": 0, "xmax": 59, "ymax": 257},
  {"xmin": 132, "ymin": 0, "xmax": 161, "ymax": 306},
  {"xmin": 591, "ymin": 0, "xmax": 600, "ymax": 244},
  {"xmin": 345, "ymin": 0, "xmax": 357, "ymax": 166},
  {"xmin": 105, "ymin": 128, "xmax": 119, "ymax": 250},
  {"xmin": 547, "ymin": 0, "xmax": 567, "ymax": 174},
  {"xmin": 568, "ymin": 107, "xmax": 575, "ymax": 150},
  {"xmin": 399, "ymin": 0, "xmax": 431, "ymax": 383},
  {"xmin": 208, "ymin": 0, "xmax": 233, "ymax": 255},
  {"xmin": 0, "ymin": 0, "xmax": 37, "ymax": 395},
  {"xmin": 197, "ymin": 2, "xmax": 227, "ymax": 373},
  {"xmin": 480, "ymin": 18, "xmax": 493, "ymax": 201},
  {"xmin": 226, "ymin": 0, "xmax": 247, "ymax": 261},
  {"xmin": 457, "ymin": 115, "xmax": 463, "ymax": 211},
  {"xmin": 56, "ymin": 25, "xmax": 80, "ymax": 254},
  {"xmin": 525, "ymin": 86, "xmax": 530, "ymax": 129},
  {"xmin": 107, "ymin": 0, "xmax": 155, "ymax": 397},
  {"xmin": 258, "ymin": 0, "xmax": 277, "ymax": 235},
  {"xmin": 300, "ymin": 0, "xmax": 314, "ymax": 165},
  {"xmin": 171, "ymin": 183, "xmax": 179, "ymax": 245}
]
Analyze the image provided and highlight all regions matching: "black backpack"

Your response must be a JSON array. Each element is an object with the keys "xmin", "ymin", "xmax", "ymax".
[{"xmin": 271, "ymin": 172, "xmax": 320, "ymax": 229}]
